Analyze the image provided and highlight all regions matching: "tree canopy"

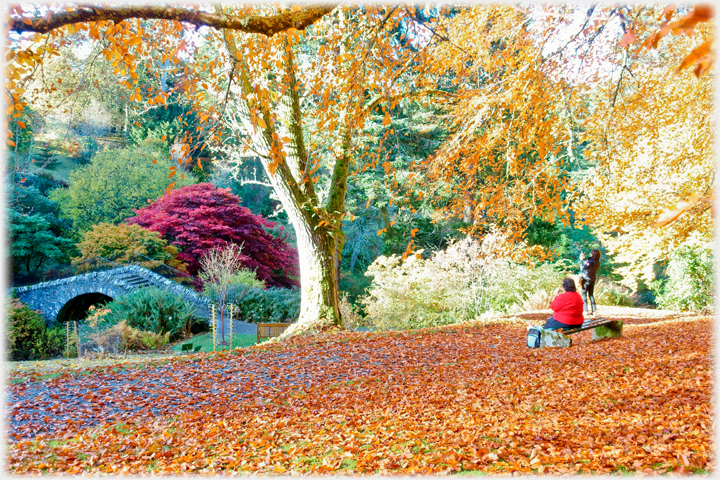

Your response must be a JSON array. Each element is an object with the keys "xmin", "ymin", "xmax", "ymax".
[
  {"xmin": 73, "ymin": 222, "xmax": 188, "ymax": 273},
  {"xmin": 5, "ymin": 3, "xmax": 715, "ymax": 334},
  {"xmin": 127, "ymin": 183, "xmax": 299, "ymax": 287},
  {"xmin": 49, "ymin": 141, "xmax": 196, "ymax": 236},
  {"xmin": 10, "ymin": 209, "xmax": 74, "ymax": 277}
]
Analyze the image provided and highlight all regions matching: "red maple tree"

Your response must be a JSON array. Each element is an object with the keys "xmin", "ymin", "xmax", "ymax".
[{"xmin": 127, "ymin": 183, "xmax": 299, "ymax": 288}]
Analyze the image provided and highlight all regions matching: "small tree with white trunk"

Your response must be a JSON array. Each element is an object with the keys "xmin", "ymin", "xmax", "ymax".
[{"xmin": 199, "ymin": 243, "xmax": 245, "ymax": 344}]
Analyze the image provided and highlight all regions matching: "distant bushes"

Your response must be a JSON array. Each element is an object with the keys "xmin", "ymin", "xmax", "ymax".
[
  {"xmin": 229, "ymin": 286, "xmax": 301, "ymax": 324},
  {"xmin": 205, "ymin": 269, "xmax": 301, "ymax": 323},
  {"xmin": 360, "ymin": 236, "xmax": 566, "ymax": 331},
  {"xmin": 652, "ymin": 245, "xmax": 714, "ymax": 312},
  {"xmin": 109, "ymin": 320, "xmax": 171, "ymax": 351},
  {"xmin": 6, "ymin": 298, "xmax": 65, "ymax": 361},
  {"xmin": 595, "ymin": 279, "xmax": 634, "ymax": 307},
  {"xmin": 103, "ymin": 288, "xmax": 201, "ymax": 341}
]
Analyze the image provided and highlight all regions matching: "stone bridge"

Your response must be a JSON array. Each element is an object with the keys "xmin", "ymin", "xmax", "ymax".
[{"xmin": 14, "ymin": 265, "xmax": 211, "ymax": 326}]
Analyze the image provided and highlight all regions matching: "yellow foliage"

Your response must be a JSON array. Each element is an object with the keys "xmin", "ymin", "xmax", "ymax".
[
  {"xmin": 107, "ymin": 320, "xmax": 171, "ymax": 351},
  {"xmin": 576, "ymin": 34, "xmax": 714, "ymax": 289}
]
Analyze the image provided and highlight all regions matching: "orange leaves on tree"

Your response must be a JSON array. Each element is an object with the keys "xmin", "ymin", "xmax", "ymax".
[
  {"xmin": 651, "ymin": 192, "xmax": 706, "ymax": 228},
  {"xmin": 414, "ymin": 6, "xmax": 570, "ymax": 248},
  {"xmin": 401, "ymin": 239, "xmax": 415, "ymax": 260},
  {"xmin": 619, "ymin": 29, "xmax": 637, "ymax": 48},
  {"xmin": 382, "ymin": 111, "xmax": 391, "ymax": 126},
  {"xmin": 642, "ymin": 5, "xmax": 715, "ymax": 77},
  {"xmin": 677, "ymin": 39, "xmax": 715, "ymax": 77}
]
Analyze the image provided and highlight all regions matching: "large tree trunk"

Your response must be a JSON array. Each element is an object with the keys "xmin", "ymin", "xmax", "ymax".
[
  {"xmin": 284, "ymin": 220, "xmax": 343, "ymax": 336},
  {"xmin": 221, "ymin": 29, "xmax": 350, "ymax": 337}
]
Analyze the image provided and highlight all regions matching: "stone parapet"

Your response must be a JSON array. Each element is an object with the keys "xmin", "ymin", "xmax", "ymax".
[{"xmin": 14, "ymin": 266, "xmax": 211, "ymax": 325}]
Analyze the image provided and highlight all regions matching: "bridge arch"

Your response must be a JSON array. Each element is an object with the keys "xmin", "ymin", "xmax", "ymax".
[
  {"xmin": 56, "ymin": 292, "xmax": 114, "ymax": 324},
  {"xmin": 14, "ymin": 266, "xmax": 210, "ymax": 326},
  {"xmin": 16, "ymin": 274, "xmax": 132, "ymax": 327}
]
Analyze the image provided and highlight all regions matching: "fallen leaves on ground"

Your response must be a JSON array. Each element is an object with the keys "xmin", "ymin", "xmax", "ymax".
[{"xmin": 6, "ymin": 308, "xmax": 714, "ymax": 475}]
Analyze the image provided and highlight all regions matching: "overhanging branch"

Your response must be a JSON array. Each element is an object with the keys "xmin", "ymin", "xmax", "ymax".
[{"xmin": 9, "ymin": 4, "xmax": 337, "ymax": 35}]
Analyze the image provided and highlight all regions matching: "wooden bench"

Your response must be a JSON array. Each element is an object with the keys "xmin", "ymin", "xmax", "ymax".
[
  {"xmin": 257, "ymin": 323, "xmax": 291, "ymax": 343},
  {"xmin": 560, "ymin": 317, "xmax": 623, "ymax": 340},
  {"xmin": 529, "ymin": 317, "xmax": 624, "ymax": 349}
]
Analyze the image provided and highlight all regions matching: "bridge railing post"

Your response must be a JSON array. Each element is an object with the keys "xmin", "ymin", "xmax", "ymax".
[
  {"xmin": 229, "ymin": 305, "xmax": 234, "ymax": 351},
  {"xmin": 212, "ymin": 304, "xmax": 216, "ymax": 352},
  {"xmin": 74, "ymin": 321, "xmax": 78, "ymax": 358}
]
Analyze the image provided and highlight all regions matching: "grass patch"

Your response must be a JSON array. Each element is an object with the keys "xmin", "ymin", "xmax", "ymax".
[
  {"xmin": 295, "ymin": 455, "xmax": 323, "ymax": 466},
  {"xmin": 612, "ymin": 465, "xmax": 634, "ymax": 476},
  {"xmin": 172, "ymin": 333, "xmax": 259, "ymax": 353},
  {"xmin": 111, "ymin": 423, "xmax": 133, "ymax": 436},
  {"xmin": 50, "ymin": 156, "xmax": 78, "ymax": 182},
  {"xmin": 47, "ymin": 439, "xmax": 70, "ymax": 449},
  {"xmin": 340, "ymin": 459, "xmax": 357, "ymax": 470}
]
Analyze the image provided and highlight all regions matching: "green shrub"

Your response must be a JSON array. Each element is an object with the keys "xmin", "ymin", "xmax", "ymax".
[
  {"xmin": 204, "ymin": 269, "xmax": 265, "ymax": 303},
  {"xmin": 108, "ymin": 320, "xmax": 171, "ymax": 351},
  {"xmin": 224, "ymin": 284, "xmax": 301, "ymax": 323},
  {"xmin": 340, "ymin": 293, "xmax": 367, "ymax": 330},
  {"xmin": 207, "ymin": 270, "xmax": 299, "ymax": 323},
  {"xmin": 103, "ymin": 288, "xmax": 198, "ymax": 340},
  {"xmin": 361, "ymin": 236, "xmax": 566, "ymax": 331},
  {"xmin": 206, "ymin": 270, "xmax": 300, "ymax": 323},
  {"xmin": 652, "ymin": 245, "xmax": 714, "ymax": 311},
  {"xmin": 594, "ymin": 278, "xmax": 635, "ymax": 307},
  {"xmin": 339, "ymin": 270, "xmax": 373, "ymax": 304},
  {"xmin": 6, "ymin": 298, "xmax": 65, "ymax": 361}
]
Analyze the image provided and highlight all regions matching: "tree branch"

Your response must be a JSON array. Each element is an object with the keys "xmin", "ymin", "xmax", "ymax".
[
  {"xmin": 221, "ymin": 28, "xmax": 313, "ymax": 221},
  {"xmin": 362, "ymin": 88, "xmax": 455, "ymax": 115},
  {"xmin": 9, "ymin": 4, "xmax": 337, "ymax": 36},
  {"xmin": 278, "ymin": 38, "xmax": 318, "ymax": 203}
]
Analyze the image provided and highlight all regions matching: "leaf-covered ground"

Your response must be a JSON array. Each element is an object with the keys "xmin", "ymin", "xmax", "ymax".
[{"xmin": 6, "ymin": 308, "xmax": 714, "ymax": 475}]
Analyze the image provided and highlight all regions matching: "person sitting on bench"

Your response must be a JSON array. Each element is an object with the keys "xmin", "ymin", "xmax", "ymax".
[{"xmin": 543, "ymin": 278, "xmax": 584, "ymax": 331}]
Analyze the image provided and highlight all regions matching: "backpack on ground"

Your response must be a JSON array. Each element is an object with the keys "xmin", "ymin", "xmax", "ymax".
[{"xmin": 526, "ymin": 327, "xmax": 542, "ymax": 348}]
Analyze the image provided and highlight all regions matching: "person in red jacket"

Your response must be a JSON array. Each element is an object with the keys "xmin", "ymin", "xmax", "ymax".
[{"xmin": 543, "ymin": 278, "xmax": 585, "ymax": 330}]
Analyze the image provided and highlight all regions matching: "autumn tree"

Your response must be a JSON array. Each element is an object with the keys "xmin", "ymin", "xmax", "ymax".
[
  {"xmin": 49, "ymin": 141, "xmax": 196, "ymax": 236},
  {"xmin": 402, "ymin": 4, "xmax": 714, "ymax": 270},
  {"xmin": 127, "ymin": 183, "xmax": 299, "ymax": 287},
  {"xmin": 7, "ymin": 3, "xmax": 714, "ymax": 334},
  {"xmin": 199, "ymin": 243, "xmax": 245, "ymax": 343},
  {"xmin": 73, "ymin": 222, "xmax": 188, "ymax": 274},
  {"xmin": 573, "ymin": 14, "xmax": 714, "ymax": 289},
  {"xmin": 205, "ymin": 5, "xmax": 453, "ymax": 335}
]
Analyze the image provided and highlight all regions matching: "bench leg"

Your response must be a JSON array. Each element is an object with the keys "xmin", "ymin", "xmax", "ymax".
[
  {"xmin": 592, "ymin": 321, "xmax": 623, "ymax": 341},
  {"xmin": 540, "ymin": 328, "xmax": 572, "ymax": 348}
]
